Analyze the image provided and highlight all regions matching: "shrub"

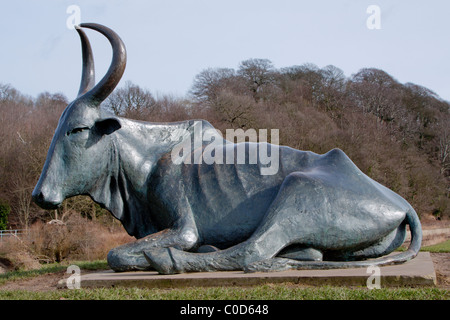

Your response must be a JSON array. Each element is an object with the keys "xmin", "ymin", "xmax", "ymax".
[
  {"xmin": 24, "ymin": 213, "xmax": 134, "ymax": 263},
  {"xmin": 0, "ymin": 199, "xmax": 10, "ymax": 230},
  {"xmin": 0, "ymin": 237, "xmax": 41, "ymax": 271}
]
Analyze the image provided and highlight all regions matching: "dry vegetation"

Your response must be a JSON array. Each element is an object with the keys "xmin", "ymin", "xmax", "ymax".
[
  {"xmin": 0, "ymin": 60, "xmax": 449, "ymax": 268},
  {"xmin": 0, "ymin": 212, "xmax": 132, "ymax": 271}
]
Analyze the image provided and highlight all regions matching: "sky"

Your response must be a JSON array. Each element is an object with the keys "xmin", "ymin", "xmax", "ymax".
[{"xmin": 1, "ymin": 0, "xmax": 449, "ymax": 102}]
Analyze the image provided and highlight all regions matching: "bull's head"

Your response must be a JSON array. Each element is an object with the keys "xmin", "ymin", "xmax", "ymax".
[{"xmin": 32, "ymin": 23, "xmax": 126, "ymax": 210}]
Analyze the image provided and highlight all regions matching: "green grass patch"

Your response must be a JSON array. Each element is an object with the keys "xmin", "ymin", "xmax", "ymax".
[
  {"xmin": 397, "ymin": 239, "xmax": 450, "ymax": 252},
  {"xmin": 420, "ymin": 240, "xmax": 450, "ymax": 253},
  {"xmin": 0, "ymin": 245, "xmax": 448, "ymax": 300},
  {"xmin": 0, "ymin": 284, "xmax": 448, "ymax": 300},
  {"xmin": 0, "ymin": 263, "xmax": 65, "ymax": 286},
  {"xmin": 0, "ymin": 260, "xmax": 108, "ymax": 286}
]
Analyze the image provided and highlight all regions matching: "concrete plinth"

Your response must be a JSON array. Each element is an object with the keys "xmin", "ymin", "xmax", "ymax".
[{"xmin": 59, "ymin": 252, "xmax": 436, "ymax": 289}]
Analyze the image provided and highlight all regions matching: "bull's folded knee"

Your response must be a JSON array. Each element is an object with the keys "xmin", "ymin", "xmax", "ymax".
[{"xmin": 179, "ymin": 229, "xmax": 198, "ymax": 249}]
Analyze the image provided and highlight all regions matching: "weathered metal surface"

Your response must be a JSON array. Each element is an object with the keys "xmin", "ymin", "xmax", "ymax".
[{"xmin": 32, "ymin": 23, "xmax": 422, "ymax": 274}]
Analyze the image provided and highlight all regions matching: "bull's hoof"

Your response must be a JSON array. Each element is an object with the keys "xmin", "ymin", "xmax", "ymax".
[
  {"xmin": 107, "ymin": 247, "xmax": 151, "ymax": 272},
  {"xmin": 143, "ymin": 248, "xmax": 179, "ymax": 274}
]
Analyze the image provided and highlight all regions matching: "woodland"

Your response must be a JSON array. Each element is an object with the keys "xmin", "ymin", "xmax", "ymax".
[{"xmin": 1, "ymin": 60, "xmax": 449, "ymax": 230}]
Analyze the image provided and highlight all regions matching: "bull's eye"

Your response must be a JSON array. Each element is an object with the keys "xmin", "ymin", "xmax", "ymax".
[{"xmin": 67, "ymin": 127, "xmax": 89, "ymax": 136}]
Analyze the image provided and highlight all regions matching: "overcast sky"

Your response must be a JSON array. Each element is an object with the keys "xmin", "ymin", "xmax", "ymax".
[{"xmin": 1, "ymin": 0, "xmax": 449, "ymax": 102}]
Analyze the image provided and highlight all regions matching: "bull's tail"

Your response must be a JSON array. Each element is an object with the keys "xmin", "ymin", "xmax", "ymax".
[{"xmin": 246, "ymin": 208, "xmax": 423, "ymax": 272}]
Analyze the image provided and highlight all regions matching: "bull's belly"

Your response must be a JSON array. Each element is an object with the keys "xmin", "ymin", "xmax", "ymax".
[
  {"xmin": 185, "ymin": 146, "xmax": 323, "ymax": 248},
  {"xmin": 193, "ymin": 186, "xmax": 279, "ymax": 249},
  {"xmin": 196, "ymin": 193, "xmax": 407, "ymax": 251}
]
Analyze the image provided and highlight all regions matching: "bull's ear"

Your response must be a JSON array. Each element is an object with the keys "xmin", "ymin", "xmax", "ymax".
[{"xmin": 94, "ymin": 118, "xmax": 121, "ymax": 135}]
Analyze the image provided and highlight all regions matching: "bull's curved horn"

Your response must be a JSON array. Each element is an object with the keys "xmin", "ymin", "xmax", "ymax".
[
  {"xmin": 77, "ymin": 23, "xmax": 127, "ymax": 106},
  {"xmin": 75, "ymin": 26, "xmax": 95, "ymax": 97}
]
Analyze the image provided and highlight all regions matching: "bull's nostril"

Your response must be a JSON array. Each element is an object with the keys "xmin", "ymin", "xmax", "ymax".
[
  {"xmin": 32, "ymin": 191, "xmax": 43, "ymax": 203},
  {"xmin": 31, "ymin": 190, "xmax": 61, "ymax": 209},
  {"xmin": 31, "ymin": 192, "xmax": 44, "ymax": 200}
]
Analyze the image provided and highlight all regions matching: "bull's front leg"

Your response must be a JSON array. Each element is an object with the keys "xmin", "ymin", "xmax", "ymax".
[{"xmin": 107, "ymin": 217, "xmax": 199, "ymax": 272}]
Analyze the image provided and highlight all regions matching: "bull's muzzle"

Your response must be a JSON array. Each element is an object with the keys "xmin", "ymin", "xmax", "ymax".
[{"xmin": 31, "ymin": 188, "xmax": 62, "ymax": 210}]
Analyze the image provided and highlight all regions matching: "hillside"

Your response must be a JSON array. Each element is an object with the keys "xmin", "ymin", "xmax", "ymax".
[{"xmin": 0, "ymin": 60, "xmax": 449, "ymax": 228}]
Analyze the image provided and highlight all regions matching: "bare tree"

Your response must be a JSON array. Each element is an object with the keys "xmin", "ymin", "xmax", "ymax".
[
  {"xmin": 0, "ymin": 83, "xmax": 32, "ymax": 105},
  {"xmin": 190, "ymin": 68, "xmax": 236, "ymax": 104},
  {"xmin": 103, "ymin": 81, "xmax": 156, "ymax": 119},
  {"xmin": 237, "ymin": 58, "xmax": 275, "ymax": 100},
  {"xmin": 213, "ymin": 90, "xmax": 256, "ymax": 129},
  {"xmin": 280, "ymin": 63, "xmax": 327, "ymax": 106},
  {"xmin": 438, "ymin": 124, "xmax": 450, "ymax": 177},
  {"xmin": 348, "ymin": 68, "xmax": 403, "ymax": 126},
  {"xmin": 318, "ymin": 65, "xmax": 347, "ymax": 115}
]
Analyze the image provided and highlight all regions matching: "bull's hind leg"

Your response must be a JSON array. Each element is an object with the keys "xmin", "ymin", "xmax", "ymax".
[
  {"xmin": 277, "ymin": 246, "xmax": 323, "ymax": 261},
  {"xmin": 328, "ymin": 220, "xmax": 407, "ymax": 261},
  {"xmin": 144, "ymin": 172, "xmax": 337, "ymax": 274},
  {"xmin": 246, "ymin": 220, "xmax": 407, "ymax": 272}
]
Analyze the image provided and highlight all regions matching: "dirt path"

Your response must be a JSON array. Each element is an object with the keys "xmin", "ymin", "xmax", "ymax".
[
  {"xmin": 431, "ymin": 253, "xmax": 450, "ymax": 289},
  {"xmin": 0, "ymin": 270, "xmax": 66, "ymax": 292}
]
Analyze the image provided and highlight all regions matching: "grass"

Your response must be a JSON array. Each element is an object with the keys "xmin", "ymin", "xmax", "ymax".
[
  {"xmin": 0, "ymin": 241, "xmax": 448, "ymax": 300},
  {"xmin": 0, "ymin": 260, "xmax": 108, "ymax": 286},
  {"xmin": 0, "ymin": 284, "xmax": 447, "ymax": 300},
  {"xmin": 420, "ymin": 240, "xmax": 450, "ymax": 253}
]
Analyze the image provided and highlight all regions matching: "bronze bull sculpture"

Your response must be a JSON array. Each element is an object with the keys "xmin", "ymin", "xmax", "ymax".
[{"xmin": 32, "ymin": 23, "xmax": 422, "ymax": 274}]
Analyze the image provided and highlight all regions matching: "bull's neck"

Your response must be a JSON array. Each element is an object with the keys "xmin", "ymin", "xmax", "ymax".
[
  {"xmin": 115, "ymin": 119, "xmax": 198, "ymax": 190},
  {"xmin": 89, "ymin": 118, "xmax": 198, "ymax": 238}
]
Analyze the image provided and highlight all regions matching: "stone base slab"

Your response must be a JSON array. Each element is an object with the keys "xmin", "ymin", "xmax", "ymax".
[{"xmin": 59, "ymin": 252, "xmax": 436, "ymax": 289}]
